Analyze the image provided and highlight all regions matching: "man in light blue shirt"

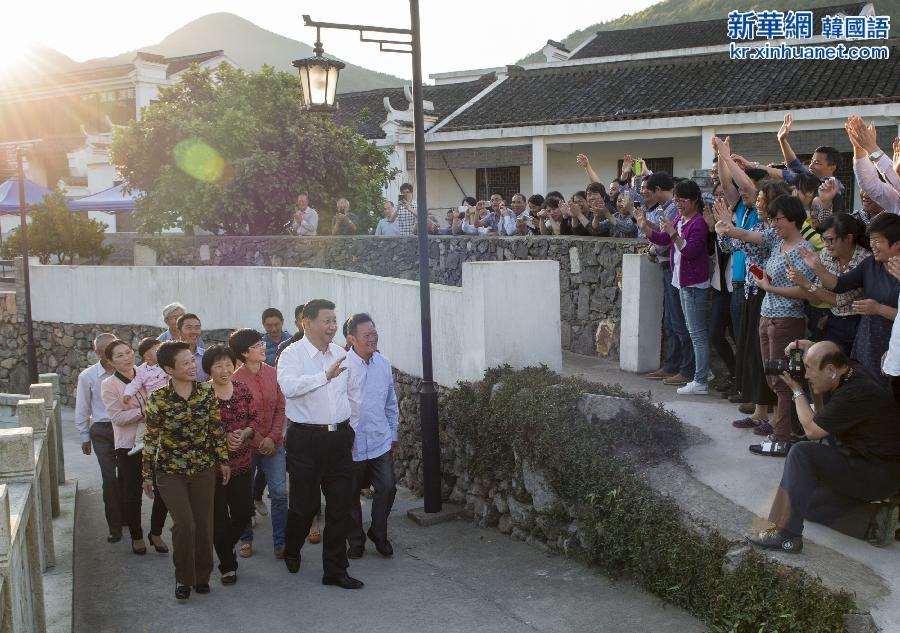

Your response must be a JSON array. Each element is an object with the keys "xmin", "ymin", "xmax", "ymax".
[
  {"xmin": 74, "ymin": 332, "xmax": 123, "ymax": 541},
  {"xmin": 345, "ymin": 313, "xmax": 399, "ymax": 559}
]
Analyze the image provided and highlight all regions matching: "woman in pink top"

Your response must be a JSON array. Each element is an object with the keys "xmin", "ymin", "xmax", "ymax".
[{"xmin": 100, "ymin": 339, "xmax": 169, "ymax": 555}]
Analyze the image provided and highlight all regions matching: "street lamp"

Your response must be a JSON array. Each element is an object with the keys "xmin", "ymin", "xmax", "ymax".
[
  {"xmin": 292, "ymin": 28, "xmax": 345, "ymax": 113},
  {"xmin": 296, "ymin": 1, "xmax": 443, "ymax": 513}
]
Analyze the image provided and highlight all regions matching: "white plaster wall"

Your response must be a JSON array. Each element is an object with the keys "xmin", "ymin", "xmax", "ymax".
[
  {"xmin": 415, "ymin": 168, "xmax": 476, "ymax": 210},
  {"xmin": 28, "ymin": 262, "xmax": 561, "ymax": 386},
  {"xmin": 87, "ymin": 164, "xmax": 117, "ymax": 195}
]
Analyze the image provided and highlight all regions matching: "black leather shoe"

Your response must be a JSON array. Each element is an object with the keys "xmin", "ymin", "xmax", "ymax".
[
  {"xmin": 175, "ymin": 585, "xmax": 191, "ymax": 601},
  {"xmin": 322, "ymin": 574, "xmax": 364, "ymax": 589},
  {"xmin": 367, "ymin": 528, "xmax": 393, "ymax": 556},
  {"xmin": 284, "ymin": 555, "xmax": 301, "ymax": 573},
  {"xmin": 107, "ymin": 528, "xmax": 122, "ymax": 543},
  {"xmin": 347, "ymin": 545, "xmax": 364, "ymax": 559},
  {"xmin": 193, "ymin": 583, "xmax": 210, "ymax": 594}
]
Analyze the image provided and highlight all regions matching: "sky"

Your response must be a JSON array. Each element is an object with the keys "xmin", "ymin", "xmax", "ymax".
[{"xmin": 0, "ymin": 0, "xmax": 661, "ymax": 79}]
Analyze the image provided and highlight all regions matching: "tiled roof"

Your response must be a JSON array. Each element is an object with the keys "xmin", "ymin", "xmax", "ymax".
[
  {"xmin": 164, "ymin": 50, "xmax": 227, "ymax": 76},
  {"xmin": 439, "ymin": 42, "xmax": 900, "ymax": 132},
  {"xmin": 569, "ymin": 3, "xmax": 868, "ymax": 59},
  {"xmin": 333, "ymin": 77, "xmax": 496, "ymax": 139}
]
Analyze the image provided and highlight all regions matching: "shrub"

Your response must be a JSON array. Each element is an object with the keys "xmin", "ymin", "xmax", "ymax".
[{"xmin": 442, "ymin": 366, "xmax": 855, "ymax": 632}]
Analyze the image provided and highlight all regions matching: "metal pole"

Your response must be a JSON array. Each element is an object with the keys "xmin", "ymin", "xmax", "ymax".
[
  {"xmin": 409, "ymin": 0, "xmax": 441, "ymax": 513},
  {"xmin": 17, "ymin": 148, "xmax": 38, "ymax": 384}
]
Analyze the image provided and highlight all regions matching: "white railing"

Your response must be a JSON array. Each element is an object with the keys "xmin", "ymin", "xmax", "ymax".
[{"xmin": 0, "ymin": 374, "xmax": 65, "ymax": 633}]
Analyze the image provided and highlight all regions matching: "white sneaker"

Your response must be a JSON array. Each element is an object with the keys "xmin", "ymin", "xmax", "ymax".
[{"xmin": 677, "ymin": 381, "xmax": 708, "ymax": 395}]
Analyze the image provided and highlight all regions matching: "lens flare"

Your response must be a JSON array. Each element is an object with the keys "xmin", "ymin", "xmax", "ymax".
[{"xmin": 174, "ymin": 139, "xmax": 227, "ymax": 183}]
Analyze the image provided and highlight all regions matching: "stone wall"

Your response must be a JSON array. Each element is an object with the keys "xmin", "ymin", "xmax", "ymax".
[{"xmin": 104, "ymin": 234, "xmax": 644, "ymax": 358}]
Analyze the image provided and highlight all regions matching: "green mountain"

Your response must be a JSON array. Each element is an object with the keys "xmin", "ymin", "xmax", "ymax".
[
  {"xmin": 83, "ymin": 12, "xmax": 407, "ymax": 93},
  {"xmin": 517, "ymin": 0, "xmax": 900, "ymax": 64}
]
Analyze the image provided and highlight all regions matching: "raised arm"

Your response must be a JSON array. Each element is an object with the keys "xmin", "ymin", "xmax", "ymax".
[
  {"xmin": 777, "ymin": 113, "xmax": 798, "ymax": 164},
  {"xmin": 576, "ymin": 153, "xmax": 600, "ymax": 184}
]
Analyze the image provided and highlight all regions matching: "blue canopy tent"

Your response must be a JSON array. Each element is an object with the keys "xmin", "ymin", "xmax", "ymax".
[
  {"xmin": 0, "ymin": 177, "xmax": 51, "ymax": 213},
  {"xmin": 68, "ymin": 183, "xmax": 143, "ymax": 213}
]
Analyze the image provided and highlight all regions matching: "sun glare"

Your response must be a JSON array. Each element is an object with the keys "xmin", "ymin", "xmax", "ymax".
[{"xmin": 0, "ymin": 33, "xmax": 35, "ymax": 73}]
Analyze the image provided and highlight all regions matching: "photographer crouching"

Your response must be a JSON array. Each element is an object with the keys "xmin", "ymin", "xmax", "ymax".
[{"xmin": 749, "ymin": 340, "xmax": 900, "ymax": 553}]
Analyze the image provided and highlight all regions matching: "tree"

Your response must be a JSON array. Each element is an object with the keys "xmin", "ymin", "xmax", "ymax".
[
  {"xmin": 111, "ymin": 65, "xmax": 396, "ymax": 235},
  {"xmin": 0, "ymin": 189, "xmax": 111, "ymax": 264}
]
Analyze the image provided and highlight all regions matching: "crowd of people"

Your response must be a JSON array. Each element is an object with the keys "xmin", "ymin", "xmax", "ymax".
[{"xmin": 76, "ymin": 301, "xmax": 399, "ymax": 599}]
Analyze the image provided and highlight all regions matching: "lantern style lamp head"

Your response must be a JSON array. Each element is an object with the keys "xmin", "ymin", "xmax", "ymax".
[{"xmin": 293, "ymin": 27, "xmax": 345, "ymax": 113}]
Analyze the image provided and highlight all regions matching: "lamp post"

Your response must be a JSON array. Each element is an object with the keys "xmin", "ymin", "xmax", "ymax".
[
  {"xmin": 295, "ymin": 1, "xmax": 442, "ymax": 513},
  {"xmin": 16, "ymin": 148, "xmax": 38, "ymax": 384}
]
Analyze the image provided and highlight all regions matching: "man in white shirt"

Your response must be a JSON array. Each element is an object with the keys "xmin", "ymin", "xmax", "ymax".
[
  {"xmin": 344, "ymin": 314, "xmax": 399, "ymax": 559},
  {"xmin": 292, "ymin": 191, "xmax": 319, "ymax": 236},
  {"xmin": 276, "ymin": 299, "xmax": 363, "ymax": 589},
  {"xmin": 74, "ymin": 332, "xmax": 123, "ymax": 542}
]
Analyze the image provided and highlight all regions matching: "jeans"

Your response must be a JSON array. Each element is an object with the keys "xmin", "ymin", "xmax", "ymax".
[
  {"xmin": 90, "ymin": 421, "xmax": 122, "ymax": 534},
  {"xmin": 348, "ymin": 450, "xmax": 397, "ymax": 548},
  {"xmin": 662, "ymin": 268, "xmax": 694, "ymax": 377},
  {"xmin": 709, "ymin": 288, "xmax": 735, "ymax": 378},
  {"xmin": 239, "ymin": 447, "xmax": 287, "ymax": 549},
  {"xmin": 679, "ymin": 286, "xmax": 710, "ymax": 385},
  {"xmin": 284, "ymin": 423, "xmax": 355, "ymax": 577},
  {"xmin": 824, "ymin": 313, "xmax": 860, "ymax": 356},
  {"xmin": 769, "ymin": 442, "xmax": 900, "ymax": 536},
  {"xmin": 213, "ymin": 469, "xmax": 252, "ymax": 573}
]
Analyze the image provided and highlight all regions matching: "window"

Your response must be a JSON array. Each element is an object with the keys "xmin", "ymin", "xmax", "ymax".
[
  {"xmin": 475, "ymin": 166, "xmax": 520, "ymax": 203},
  {"xmin": 616, "ymin": 157, "xmax": 674, "ymax": 179}
]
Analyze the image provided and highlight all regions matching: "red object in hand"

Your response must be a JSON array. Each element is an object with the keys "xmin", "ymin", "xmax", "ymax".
[{"xmin": 749, "ymin": 264, "xmax": 771, "ymax": 282}]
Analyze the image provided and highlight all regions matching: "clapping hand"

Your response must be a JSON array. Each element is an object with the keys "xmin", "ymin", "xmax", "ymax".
[
  {"xmin": 887, "ymin": 255, "xmax": 900, "ymax": 282},
  {"xmin": 559, "ymin": 200, "xmax": 572, "ymax": 218},
  {"xmin": 785, "ymin": 260, "xmax": 812, "ymax": 290},
  {"xmin": 845, "ymin": 115, "xmax": 878, "ymax": 153},
  {"xmin": 817, "ymin": 178, "xmax": 838, "ymax": 206},
  {"xmin": 798, "ymin": 246, "xmax": 822, "ymax": 274},
  {"xmin": 893, "ymin": 137, "xmax": 900, "ymax": 176},
  {"xmin": 576, "ymin": 153, "xmax": 590, "ymax": 168},
  {"xmin": 778, "ymin": 113, "xmax": 793, "ymax": 142}
]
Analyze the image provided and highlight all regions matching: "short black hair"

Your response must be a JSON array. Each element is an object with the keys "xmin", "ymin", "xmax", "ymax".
[
  {"xmin": 400, "ymin": 182, "xmax": 413, "ymax": 193},
  {"xmin": 794, "ymin": 172, "xmax": 821, "ymax": 195},
  {"xmin": 462, "ymin": 196, "xmax": 476, "ymax": 206},
  {"xmin": 545, "ymin": 190, "xmax": 564, "ymax": 201},
  {"xmin": 137, "ymin": 337, "xmax": 161, "ymax": 359},
  {"xmin": 528, "ymin": 194, "xmax": 545, "ymax": 206},
  {"xmin": 819, "ymin": 213, "xmax": 868, "ymax": 250},
  {"xmin": 869, "ymin": 212, "xmax": 900, "ymax": 246},
  {"xmin": 228, "ymin": 328, "xmax": 263, "ymax": 363},
  {"xmin": 176, "ymin": 313, "xmax": 200, "ymax": 331},
  {"xmin": 546, "ymin": 196, "xmax": 560, "ymax": 210},
  {"xmin": 261, "ymin": 307, "xmax": 284, "ymax": 322},
  {"xmin": 302, "ymin": 299, "xmax": 336, "ymax": 321},
  {"xmin": 744, "ymin": 167, "xmax": 770, "ymax": 183},
  {"xmin": 646, "ymin": 172, "xmax": 674, "ymax": 192},
  {"xmin": 346, "ymin": 313, "xmax": 375, "ymax": 337},
  {"xmin": 767, "ymin": 195, "xmax": 807, "ymax": 230},
  {"xmin": 202, "ymin": 344, "xmax": 237, "ymax": 375},
  {"xmin": 814, "ymin": 146, "xmax": 842, "ymax": 171},
  {"xmin": 673, "ymin": 179, "xmax": 702, "ymax": 210},
  {"xmin": 511, "ymin": 192, "xmax": 526, "ymax": 203},
  {"xmin": 293, "ymin": 304, "xmax": 305, "ymax": 320},
  {"xmin": 157, "ymin": 340, "xmax": 190, "ymax": 372},
  {"xmin": 104, "ymin": 339, "xmax": 130, "ymax": 361}
]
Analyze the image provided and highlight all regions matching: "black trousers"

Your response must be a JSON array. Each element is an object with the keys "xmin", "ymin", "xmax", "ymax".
[
  {"xmin": 769, "ymin": 441, "xmax": 900, "ymax": 537},
  {"xmin": 90, "ymin": 421, "xmax": 123, "ymax": 534},
  {"xmin": 348, "ymin": 450, "xmax": 397, "ymax": 548},
  {"xmin": 253, "ymin": 466, "xmax": 267, "ymax": 502},
  {"xmin": 735, "ymin": 290, "xmax": 777, "ymax": 406},
  {"xmin": 284, "ymin": 423, "xmax": 355, "ymax": 577},
  {"xmin": 213, "ymin": 469, "xmax": 253, "ymax": 573},
  {"xmin": 115, "ymin": 448, "xmax": 168, "ymax": 540}
]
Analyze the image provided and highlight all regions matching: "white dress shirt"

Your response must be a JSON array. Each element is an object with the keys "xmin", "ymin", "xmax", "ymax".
[
  {"xmin": 883, "ymin": 295, "xmax": 900, "ymax": 377},
  {"xmin": 74, "ymin": 361, "xmax": 114, "ymax": 442},
  {"xmin": 294, "ymin": 207, "xmax": 319, "ymax": 236},
  {"xmin": 276, "ymin": 336, "xmax": 350, "ymax": 425}
]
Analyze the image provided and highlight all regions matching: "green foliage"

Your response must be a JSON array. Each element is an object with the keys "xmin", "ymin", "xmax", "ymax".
[
  {"xmin": 111, "ymin": 64, "xmax": 397, "ymax": 236},
  {"xmin": 518, "ymin": 0, "xmax": 900, "ymax": 64},
  {"xmin": 0, "ymin": 189, "xmax": 111, "ymax": 264},
  {"xmin": 443, "ymin": 366, "xmax": 855, "ymax": 632}
]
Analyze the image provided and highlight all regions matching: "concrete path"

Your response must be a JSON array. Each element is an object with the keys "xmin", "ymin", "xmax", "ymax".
[
  {"xmin": 563, "ymin": 351, "xmax": 900, "ymax": 632},
  {"xmin": 62, "ymin": 407, "xmax": 704, "ymax": 633}
]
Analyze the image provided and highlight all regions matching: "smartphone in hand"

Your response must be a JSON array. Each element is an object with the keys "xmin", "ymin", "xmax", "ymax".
[{"xmin": 748, "ymin": 264, "xmax": 771, "ymax": 283}]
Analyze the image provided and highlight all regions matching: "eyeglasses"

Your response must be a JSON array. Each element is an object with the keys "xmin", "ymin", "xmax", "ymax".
[{"xmin": 250, "ymin": 341, "xmax": 266, "ymax": 350}]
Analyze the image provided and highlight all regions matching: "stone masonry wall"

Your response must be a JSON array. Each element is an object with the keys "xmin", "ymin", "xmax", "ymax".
[{"xmin": 104, "ymin": 234, "xmax": 645, "ymax": 358}]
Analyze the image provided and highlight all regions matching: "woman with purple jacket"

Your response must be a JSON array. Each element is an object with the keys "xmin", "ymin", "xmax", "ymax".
[{"xmin": 639, "ymin": 179, "xmax": 711, "ymax": 395}]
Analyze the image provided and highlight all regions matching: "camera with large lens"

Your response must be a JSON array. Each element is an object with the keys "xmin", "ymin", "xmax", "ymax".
[{"xmin": 763, "ymin": 347, "xmax": 805, "ymax": 378}]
